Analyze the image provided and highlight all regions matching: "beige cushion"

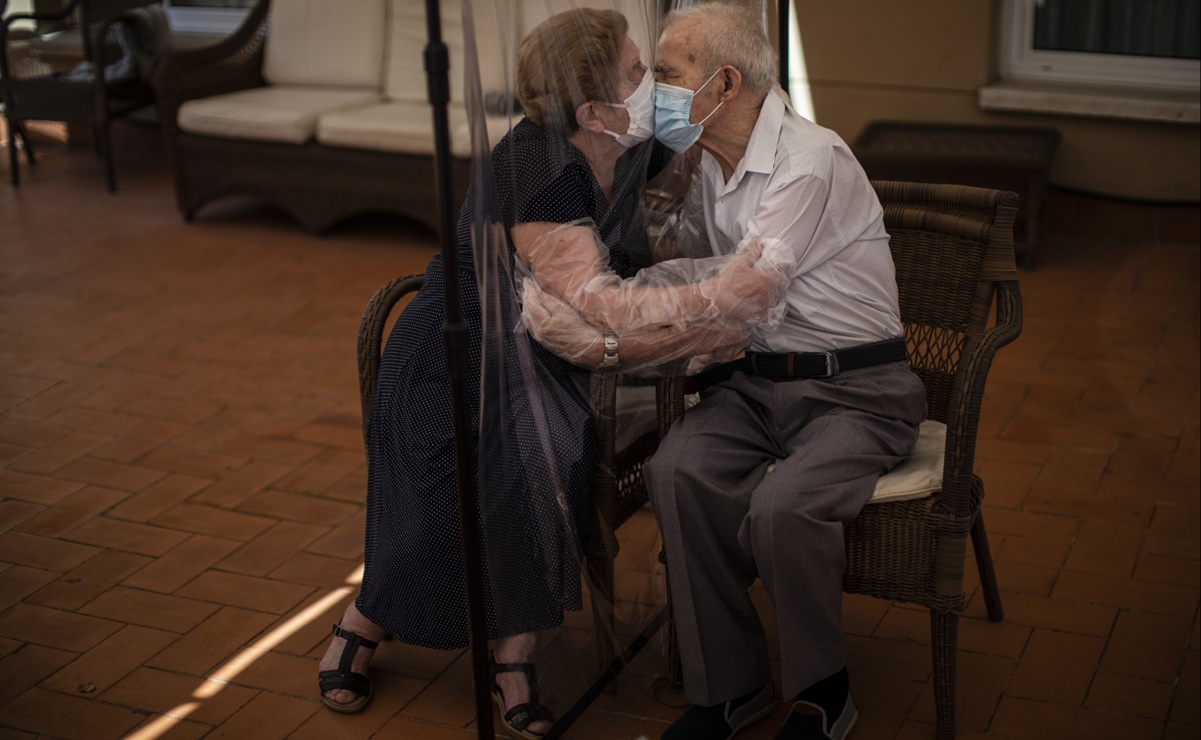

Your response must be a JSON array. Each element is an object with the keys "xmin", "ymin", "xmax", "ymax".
[
  {"xmin": 868, "ymin": 420, "xmax": 946, "ymax": 504},
  {"xmin": 316, "ymin": 101, "xmax": 515, "ymax": 158},
  {"xmin": 264, "ymin": 0, "xmax": 387, "ymax": 89},
  {"xmin": 179, "ymin": 86, "xmax": 382, "ymax": 145},
  {"xmin": 763, "ymin": 420, "xmax": 946, "ymax": 505}
]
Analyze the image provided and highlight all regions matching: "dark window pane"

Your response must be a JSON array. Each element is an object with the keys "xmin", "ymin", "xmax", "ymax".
[{"xmin": 1034, "ymin": 0, "xmax": 1200, "ymax": 59}]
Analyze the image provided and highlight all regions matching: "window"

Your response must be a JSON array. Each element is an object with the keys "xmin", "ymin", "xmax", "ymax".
[
  {"xmin": 165, "ymin": 0, "xmax": 254, "ymax": 36},
  {"xmin": 1001, "ymin": 0, "xmax": 1200, "ymax": 90}
]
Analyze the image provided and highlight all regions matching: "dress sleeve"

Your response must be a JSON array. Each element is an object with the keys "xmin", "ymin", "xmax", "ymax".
[{"xmin": 503, "ymin": 124, "xmax": 595, "ymax": 227}]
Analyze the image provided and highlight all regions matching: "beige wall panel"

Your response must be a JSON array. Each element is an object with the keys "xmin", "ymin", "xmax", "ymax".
[
  {"xmin": 793, "ymin": 0, "xmax": 993, "ymax": 91},
  {"xmin": 811, "ymin": 85, "xmax": 1201, "ymax": 201}
]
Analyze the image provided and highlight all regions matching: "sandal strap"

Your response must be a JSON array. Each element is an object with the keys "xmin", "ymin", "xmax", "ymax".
[
  {"xmin": 331, "ymin": 623, "xmax": 379, "ymax": 676},
  {"xmin": 318, "ymin": 668, "xmax": 371, "ymax": 697}
]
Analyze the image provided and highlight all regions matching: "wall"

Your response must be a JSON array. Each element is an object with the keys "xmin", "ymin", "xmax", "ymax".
[{"xmin": 791, "ymin": 0, "xmax": 1200, "ymax": 202}]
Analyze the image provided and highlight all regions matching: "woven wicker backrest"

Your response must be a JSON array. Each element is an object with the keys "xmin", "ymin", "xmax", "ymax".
[
  {"xmin": 80, "ymin": 0, "xmax": 160, "ymax": 58},
  {"xmin": 871, "ymin": 181, "xmax": 1020, "ymax": 425}
]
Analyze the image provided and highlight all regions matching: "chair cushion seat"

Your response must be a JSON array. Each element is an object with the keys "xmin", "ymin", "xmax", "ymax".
[
  {"xmin": 316, "ymin": 101, "xmax": 515, "ymax": 158},
  {"xmin": 764, "ymin": 419, "xmax": 945, "ymax": 505},
  {"xmin": 868, "ymin": 419, "xmax": 946, "ymax": 504},
  {"xmin": 178, "ymin": 86, "xmax": 381, "ymax": 145}
]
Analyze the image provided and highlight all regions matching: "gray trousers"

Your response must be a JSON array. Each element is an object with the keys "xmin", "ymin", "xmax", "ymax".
[{"xmin": 644, "ymin": 361, "xmax": 927, "ymax": 705}]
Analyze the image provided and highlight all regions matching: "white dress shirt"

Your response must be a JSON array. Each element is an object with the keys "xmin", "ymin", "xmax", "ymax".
[{"xmin": 679, "ymin": 91, "xmax": 903, "ymax": 354}]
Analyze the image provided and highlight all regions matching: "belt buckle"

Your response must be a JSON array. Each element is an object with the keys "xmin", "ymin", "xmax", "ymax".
[{"xmin": 817, "ymin": 350, "xmax": 839, "ymax": 379}]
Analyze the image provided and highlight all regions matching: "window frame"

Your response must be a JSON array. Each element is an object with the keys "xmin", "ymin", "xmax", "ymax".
[
  {"xmin": 1000, "ymin": 0, "xmax": 1200, "ymax": 90},
  {"xmin": 163, "ymin": 0, "xmax": 252, "ymax": 36}
]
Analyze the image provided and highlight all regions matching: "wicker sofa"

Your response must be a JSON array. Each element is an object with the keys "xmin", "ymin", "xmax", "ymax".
[{"xmin": 152, "ymin": 0, "xmax": 512, "ymax": 233}]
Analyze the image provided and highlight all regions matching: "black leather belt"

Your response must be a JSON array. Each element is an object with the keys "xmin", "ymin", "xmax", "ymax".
[{"xmin": 687, "ymin": 338, "xmax": 907, "ymax": 392}]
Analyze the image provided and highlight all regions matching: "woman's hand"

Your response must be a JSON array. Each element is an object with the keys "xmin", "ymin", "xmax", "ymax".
[{"xmin": 520, "ymin": 279, "xmax": 602, "ymax": 366}]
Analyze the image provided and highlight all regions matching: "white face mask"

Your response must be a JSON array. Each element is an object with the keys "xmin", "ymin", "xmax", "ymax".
[{"xmin": 602, "ymin": 69, "xmax": 655, "ymax": 148}]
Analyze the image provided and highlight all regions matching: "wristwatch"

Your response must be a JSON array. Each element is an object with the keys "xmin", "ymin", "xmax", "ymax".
[{"xmin": 598, "ymin": 333, "xmax": 619, "ymax": 368}]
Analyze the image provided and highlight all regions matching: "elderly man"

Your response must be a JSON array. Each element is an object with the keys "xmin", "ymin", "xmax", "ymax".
[{"xmin": 643, "ymin": 4, "xmax": 928, "ymax": 739}]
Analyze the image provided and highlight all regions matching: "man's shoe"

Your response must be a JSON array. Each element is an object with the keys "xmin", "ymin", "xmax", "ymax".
[
  {"xmin": 663, "ymin": 683, "xmax": 775, "ymax": 740},
  {"xmin": 774, "ymin": 668, "xmax": 857, "ymax": 740}
]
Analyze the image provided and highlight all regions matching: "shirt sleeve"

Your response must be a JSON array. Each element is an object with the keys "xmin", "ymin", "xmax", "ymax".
[{"xmin": 745, "ymin": 173, "xmax": 830, "ymax": 281}]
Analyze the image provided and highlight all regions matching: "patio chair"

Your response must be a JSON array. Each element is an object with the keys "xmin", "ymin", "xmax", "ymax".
[
  {"xmin": 651, "ymin": 180, "xmax": 1021, "ymax": 740},
  {"xmin": 0, "ymin": 0, "xmax": 163, "ymax": 191},
  {"xmin": 355, "ymin": 274, "xmax": 676, "ymax": 676}
]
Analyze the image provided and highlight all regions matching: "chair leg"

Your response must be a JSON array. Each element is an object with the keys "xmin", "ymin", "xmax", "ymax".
[
  {"xmin": 971, "ymin": 512, "xmax": 1004, "ymax": 622},
  {"xmin": 662, "ymin": 550, "xmax": 684, "ymax": 691},
  {"xmin": 19, "ymin": 122, "xmax": 36, "ymax": 164},
  {"xmin": 584, "ymin": 534, "xmax": 617, "ymax": 689},
  {"xmin": 931, "ymin": 609, "xmax": 958, "ymax": 740},
  {"xmin": 6, "ymin": 117, "xmax": 19, "ymax": 186},
  {"xmin": 97, "ymin": 123, "xmax": 117, "ymax": 193}
]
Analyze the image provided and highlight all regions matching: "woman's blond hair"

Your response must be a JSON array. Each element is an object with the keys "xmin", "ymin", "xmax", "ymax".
[{"xmin": 516, "ymin": 8, "xmax": 628, "ymax": 133}]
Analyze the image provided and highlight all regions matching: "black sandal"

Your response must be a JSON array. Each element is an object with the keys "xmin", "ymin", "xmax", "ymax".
[
  {"xmin": 490, "ymin": 657, "xmax": 555, "ymax": 739},
  {"xmin": 318, "ymin": 623, "xmax": 380, "ymax": 713}
]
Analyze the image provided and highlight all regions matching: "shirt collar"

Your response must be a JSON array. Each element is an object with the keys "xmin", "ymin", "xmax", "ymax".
[
  {"xmin": 711, "ymin": 89, "xmax": 786, "ymax": 192},
  {"xmin": 744, "ymin": 90, "xmax": 786, "ymax": 176}
]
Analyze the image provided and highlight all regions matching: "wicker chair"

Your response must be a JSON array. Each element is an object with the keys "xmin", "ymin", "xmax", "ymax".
[
  {"xmin": 0, "ymin": 0, "xmax": 161, "ymax": 191},
  {"xmin": 651, "ymin": 181, "xmax": 1022, "ymax": 739},
  {"xmin": 355, "ymin": 274, "xmax": 674, "ymax": 673}
]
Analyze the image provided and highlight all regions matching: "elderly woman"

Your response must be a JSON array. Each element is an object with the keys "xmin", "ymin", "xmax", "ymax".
[{"xmin": 316, "ymin": 8, "xmax": 777, "ymax": 738}]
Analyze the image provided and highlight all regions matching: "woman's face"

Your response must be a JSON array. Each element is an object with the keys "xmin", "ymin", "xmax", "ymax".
[{"xmin": 602, "ymin": 33, "xmax": 648, "ymax": 135}]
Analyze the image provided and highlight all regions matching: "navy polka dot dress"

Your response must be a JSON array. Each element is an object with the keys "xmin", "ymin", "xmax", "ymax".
[{"xmin": 355, "ymin": 119, "xmax": 668, "ymax": 649}]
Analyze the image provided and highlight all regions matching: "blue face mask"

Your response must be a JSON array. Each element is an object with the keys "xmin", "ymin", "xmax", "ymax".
[{"xmin": 653, "ymin": 68, "xmax": 724, "ymax": 153}]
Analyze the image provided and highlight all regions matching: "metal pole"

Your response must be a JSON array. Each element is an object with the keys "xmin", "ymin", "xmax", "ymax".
[
  {"xmin": 778, "ymin": 0, "xmax": 790, "ymax": 95},
  {"xmin": 423, "ymin": 1, "xmax": 494, "ymax": 738}
]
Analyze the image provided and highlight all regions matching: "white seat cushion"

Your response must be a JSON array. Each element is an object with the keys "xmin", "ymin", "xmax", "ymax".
[
  {"xmin": 868, "ymin": 420, "xmax": 946, "ymax": 504},
  {"xmin": 178, "ymin": 86, "xmax": 382, "ymax": 145},
  {"xmin": 264, "ymin": 0, "xmax": 387, "ymax": 89},
  {"xmin": 763, "ymin": 420, "xmax": 946, "ymax": 505},
  {"xmin": 316, "ymin": 100, "xmax": 515, "ymax": 158}
]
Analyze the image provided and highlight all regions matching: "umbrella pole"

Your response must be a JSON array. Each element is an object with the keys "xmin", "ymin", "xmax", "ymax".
[{"xmin": 423, "ymin": 1, "xmax": 494, "ymax": 738}]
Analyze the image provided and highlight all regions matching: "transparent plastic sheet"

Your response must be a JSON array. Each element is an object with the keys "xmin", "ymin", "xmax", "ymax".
[{"xmin": 451, "ymin": 0, "xmax": 775, "ymax": 728}]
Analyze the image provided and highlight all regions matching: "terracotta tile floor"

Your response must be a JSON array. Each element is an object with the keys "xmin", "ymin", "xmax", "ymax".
[{"xmin": 0, "ymin": 123, "xmax": 1198, "ymax": 740}]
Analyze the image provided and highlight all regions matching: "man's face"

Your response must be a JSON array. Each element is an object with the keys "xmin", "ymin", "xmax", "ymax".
[{"xmin": 654, "ymin": 24, "xmax": 722, "ymax": 127}]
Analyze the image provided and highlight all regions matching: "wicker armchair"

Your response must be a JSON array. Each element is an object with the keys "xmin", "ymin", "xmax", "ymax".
[
  {"xmin": 1, "ymin": 0, "xmax": 162, "ymax": 191},
  {"xmin": 355, "ymin": 274, "xmax": 674, "ymax": 674},
  {"xmin": 651, "ymin": 181, "xmax": 1022, "ymax": 739}
]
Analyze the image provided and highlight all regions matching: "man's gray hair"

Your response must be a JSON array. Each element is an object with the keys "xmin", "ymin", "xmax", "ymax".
[{"xmin": 663, "ymin": 2, "xmax": 778, "ymax": 95}]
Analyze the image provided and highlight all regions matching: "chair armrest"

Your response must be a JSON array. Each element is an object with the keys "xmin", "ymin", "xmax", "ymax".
[
  {"xmin": 936, "ymin": 279, "xmax": 1023, "ymax": 517},
  {"xmin": 151, "ymin": 0, "xmax": 270, "ymax": 135},
  {"xmin": 357, "ymin": 274, "xmax": 426, "ymax": 451},
  {"xmin": 3, "ymin": 0, "xmax": 85, "ymax": 77}
]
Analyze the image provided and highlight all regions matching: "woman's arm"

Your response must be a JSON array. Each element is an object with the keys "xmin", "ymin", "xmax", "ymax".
[
  {"xmin": 512, "ymin": 220, "xmax": 782, "ymax": 335},
  {"xmin": 520, "ymin": 278, "xmax": 745, "ymax": 372}
]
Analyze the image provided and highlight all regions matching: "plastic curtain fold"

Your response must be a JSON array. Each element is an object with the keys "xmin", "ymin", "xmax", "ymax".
[{"xmin": 418, "ymin": 0, "xmax": 774, "ymax": 729}]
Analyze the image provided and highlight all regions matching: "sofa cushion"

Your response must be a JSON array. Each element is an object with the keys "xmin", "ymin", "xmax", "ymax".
[
  {"xmin": 316, "ymin": 100, "xmax": 515, "ymax": 158},
  {"xmin": 179, "ymin": 86, "xmax": 382, "ymax": 145},
  {"xmin": 264, "ymin": 0, "xmax": 387, "ymax": 89}
]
